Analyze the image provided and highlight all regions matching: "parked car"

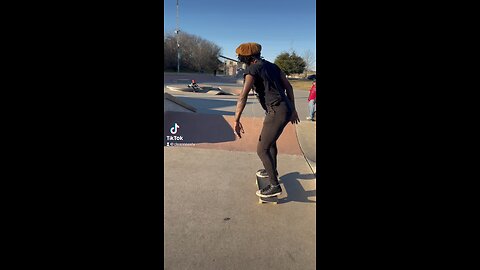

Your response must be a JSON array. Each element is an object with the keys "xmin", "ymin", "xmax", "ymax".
[{"xmin": 307, "ymin": 74, "xmax": 316, "ymax": 80}]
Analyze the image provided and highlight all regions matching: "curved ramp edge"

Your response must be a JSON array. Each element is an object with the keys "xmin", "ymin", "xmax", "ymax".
[{"xmin": 294, "ymin": 123, "xmax": 316, "ymax": 175}]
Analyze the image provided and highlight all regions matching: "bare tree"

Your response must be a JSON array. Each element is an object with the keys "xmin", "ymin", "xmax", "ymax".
[
  {"xmin": 302, "ymin": 49, "xmax": 316, "ymax": 77},
  {"xmin": 164, "ymin": 31, "xmax": 178, "ymax": 71},
  {"xmin": 164, "ymin": 31, "xmax": 221, "ymax": 72}
]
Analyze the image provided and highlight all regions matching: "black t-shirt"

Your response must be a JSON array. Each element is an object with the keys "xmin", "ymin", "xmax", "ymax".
[{"xmin": 244, "ymin": 59, "xmax": 288, "ymax": 111}]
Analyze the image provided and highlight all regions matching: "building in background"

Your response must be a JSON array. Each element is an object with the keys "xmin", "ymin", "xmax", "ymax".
[{"xmin": 219, "ymin": 55, "xmax": 245, "ymax": 77}]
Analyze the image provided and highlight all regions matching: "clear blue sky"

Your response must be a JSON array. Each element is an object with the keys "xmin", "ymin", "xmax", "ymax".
[{"xmin": 164, "ymin": 0, "xmax": 316, "ymax": 70}]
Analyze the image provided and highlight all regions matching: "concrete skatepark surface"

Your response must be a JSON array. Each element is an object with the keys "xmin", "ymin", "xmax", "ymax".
[
  {"xmin": 164, "ymin": 72, "xmax": 316, "ymax": 269},
  {"xmin": 166, "ymin": 82, "xmax": 246, "ymax": 96},
  {"xmin": 164, "ymin": 148, "xmax": 316, "ymax": 270},
  {"xmin": 164, "ymin": 72, "xmax": 240, "ymax": 85}
]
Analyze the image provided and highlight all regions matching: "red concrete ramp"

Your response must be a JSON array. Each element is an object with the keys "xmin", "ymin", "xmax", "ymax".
[{"xmin": 164, "ymin": 111, "xmax": 302, "ymax": 156}]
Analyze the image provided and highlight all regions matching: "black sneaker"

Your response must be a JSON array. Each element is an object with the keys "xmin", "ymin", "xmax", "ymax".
[
  {"xmin": 256, "ymin": 169, "xmax": 279, "ymax": 178},
  {"xmin": 256, "ymin": 184, "xmax": 282, "ymax": 198}
]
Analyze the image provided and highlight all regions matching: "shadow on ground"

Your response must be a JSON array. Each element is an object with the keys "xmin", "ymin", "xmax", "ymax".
[
  {"xmin": 164, "ymin": 111, "xmax": 236, "ymax": 145},
  {"xmin": 278, "ymin": 171, "xmax": 316, "ymax": 204},
  {"xmin": 170, "ymin": 85, "xmax": 233, "ymax": 95},
  {"xmin": 174, "ymin": 96, "xmax": 256, "ymax": 116}
]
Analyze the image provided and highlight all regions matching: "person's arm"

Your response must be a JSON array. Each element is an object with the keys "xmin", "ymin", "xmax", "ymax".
[
  {"xmin": 233, "ymin": 74, "xmax": 254, "ymax": 138},
  {"xmin": 280, "ymin": 71, "xmax": 296, "ymax": 111},
  {"xmin": 280, "ymin": 71, "xmax": 300, "ymax": 124}
]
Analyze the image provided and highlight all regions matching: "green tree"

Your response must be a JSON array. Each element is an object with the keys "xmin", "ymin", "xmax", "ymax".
[{"xmin": 274, "ymin": 52, "xmax": 306, "ymax": 75}]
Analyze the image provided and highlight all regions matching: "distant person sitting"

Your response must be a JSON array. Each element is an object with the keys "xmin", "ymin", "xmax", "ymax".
[
  {"xmin": 306, "ymin": 80, "xmax": 316, "ymax": 121},
  {"xmin": 187, "ymin": 79, "xmax": 200, "ymax": 92}
]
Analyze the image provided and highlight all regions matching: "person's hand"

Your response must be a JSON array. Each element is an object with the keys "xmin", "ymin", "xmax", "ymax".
[
  {"xmin": 234, "ymin": 121, "xmax": 245, "ymax": 138},
  {"xmin": 290, "ymin": 110, "xmax": 300, "ymax": 124}
]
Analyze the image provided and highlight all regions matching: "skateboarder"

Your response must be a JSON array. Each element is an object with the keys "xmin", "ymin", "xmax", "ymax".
[
  {"xmin": 187, "ymin": 79, "xmax": 199, "ymax": 92},
  {"xmin": 233, "ymin": 42, "xmax": 300, "ymax": 198}
]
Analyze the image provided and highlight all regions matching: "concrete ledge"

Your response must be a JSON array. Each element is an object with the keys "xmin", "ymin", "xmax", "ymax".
[{"xmin": 164, "ymin": 93, "xmax": 197, "ymax": 112}]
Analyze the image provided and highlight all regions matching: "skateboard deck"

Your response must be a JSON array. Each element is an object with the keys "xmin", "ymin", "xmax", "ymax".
[{"xmin": 255, "ymin": 175, "xmax": 278, "ymax": 204}]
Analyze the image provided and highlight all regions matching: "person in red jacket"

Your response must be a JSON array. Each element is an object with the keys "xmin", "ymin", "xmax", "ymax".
[{"xmin": 306, "ymin": 80, "xmax": 316, "ymax": 121}]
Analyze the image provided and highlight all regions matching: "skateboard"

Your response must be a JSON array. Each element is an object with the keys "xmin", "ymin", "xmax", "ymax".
[{"xmin": 255, "ymin": 175, "xmax": 278, "ymax": 204}]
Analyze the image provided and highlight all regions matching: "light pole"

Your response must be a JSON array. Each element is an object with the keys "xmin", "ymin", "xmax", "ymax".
[{"xmin": 176, "ymin": 0, "xmax": 180, "ymax": 73}]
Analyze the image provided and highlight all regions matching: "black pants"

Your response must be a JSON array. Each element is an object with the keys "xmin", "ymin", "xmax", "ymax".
[{"xmin": 257, "ymin": 100, "xmax": 292, "ymax": 186}]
